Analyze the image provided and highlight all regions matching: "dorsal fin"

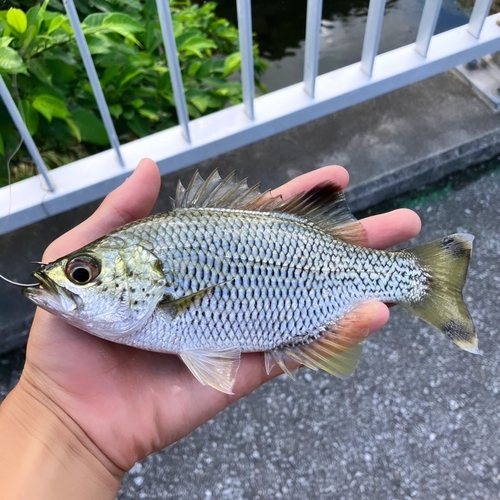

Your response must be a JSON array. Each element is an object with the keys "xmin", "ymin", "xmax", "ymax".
[
  {"xmin": 257, "ymin": 182, "xmax": 367, "ymax": 246},
  {"xmin": 171, "ymin": 170, "xmax": 367, "ymax": 245},
  {"xmin": 171, "ymin": 170, "xmax": 264, "ymax": 210}
]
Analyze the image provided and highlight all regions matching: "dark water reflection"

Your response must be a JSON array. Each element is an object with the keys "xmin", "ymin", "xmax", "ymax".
[{"xmin": 207, "ymin": 0, "xmax": 470, "ymax": 91}]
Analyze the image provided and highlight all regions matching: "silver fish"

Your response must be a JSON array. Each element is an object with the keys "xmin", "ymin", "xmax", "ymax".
[{"xmin": 23, "ymin": 170, "xmax": 477, "ymax": 393}]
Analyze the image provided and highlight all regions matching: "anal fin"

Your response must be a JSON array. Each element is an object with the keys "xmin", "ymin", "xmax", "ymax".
[
  {"xmin": 180, "ymin": 348, "xmax": 241, "ymax": 394},
  {"xmin": 265, "ymin": 302, "xmax": 380, "ymax": 379}
]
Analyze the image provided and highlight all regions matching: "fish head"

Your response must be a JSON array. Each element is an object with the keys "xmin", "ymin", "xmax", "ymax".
[{"xmin": 23, "ymin": 240, "xmax": 166, "ymax": 341}]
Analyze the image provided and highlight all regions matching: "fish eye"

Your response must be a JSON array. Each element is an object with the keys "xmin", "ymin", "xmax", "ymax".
[{"xmin": 66, "ymin": 255, "xmax": 101, "ymax": 285}]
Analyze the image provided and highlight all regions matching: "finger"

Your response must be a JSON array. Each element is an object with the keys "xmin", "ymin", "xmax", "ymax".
[
  {"xmin": 44, "ymin": 159, "xmax": 161, "ymax": 261},
  {"xmin": 272, "ymin": 167, "xmax": 420, "ymax": 250},
  {"xmin": 361, "ymin": 208, "xmax": 422, "ymax": 249},
  {"xmin": 272, "ymin": 165, "xmax": 350, "ymax": 200}
]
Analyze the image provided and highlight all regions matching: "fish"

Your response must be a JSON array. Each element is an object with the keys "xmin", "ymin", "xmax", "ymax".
[{"xmin": 21, "ymin": 170, "xmax": 477, "ymax": 394}]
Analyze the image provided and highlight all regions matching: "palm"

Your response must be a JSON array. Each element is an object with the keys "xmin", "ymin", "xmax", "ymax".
[{"xmin": 20, "ymin": 160, "xmax": 421, "ymax": 472}]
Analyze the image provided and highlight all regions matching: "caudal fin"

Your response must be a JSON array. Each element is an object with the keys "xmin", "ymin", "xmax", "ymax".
[{"xmin": 401, "ymin": 233, "xmax": 477, "ymax": 353}]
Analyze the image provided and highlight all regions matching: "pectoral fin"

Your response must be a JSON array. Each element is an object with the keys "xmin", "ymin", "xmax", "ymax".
[
  {"xmin": 179, "ymin": 348, "xmax": 241, "ymax": 394},
  {"xmin": 160, "ymin": 279, "xmax": 234, "ymax": 315}
]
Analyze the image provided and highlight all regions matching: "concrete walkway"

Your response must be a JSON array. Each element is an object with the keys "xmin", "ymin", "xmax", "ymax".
[{"xmin": 1, "ymin": 70, "xmax": 500, "ymax": 499}]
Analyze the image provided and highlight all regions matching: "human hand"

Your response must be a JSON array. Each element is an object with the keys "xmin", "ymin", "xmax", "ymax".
[{"xmin": 1, "ymin": 160, "xmax": 421, "ymax": 494}]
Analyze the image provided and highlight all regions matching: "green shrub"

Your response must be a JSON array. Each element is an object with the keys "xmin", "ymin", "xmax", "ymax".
[{"xmin": 0, "ymin": 0, "xmax": 267, "ymax": 185}]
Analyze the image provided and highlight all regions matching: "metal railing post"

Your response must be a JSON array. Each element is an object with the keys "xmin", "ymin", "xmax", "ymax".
[
  {"xmin": 360, "ymin": 0, "xmax": 387, "ymax": 77},
  {"xmin": 415, "ymin": 0, "xmax": 443, "ymax": 57},
  {"xmin": 0, "ymin": 76, "xmax": 55, "ymax": 192},
  {"xmin": 63, "ymin": 0, "xmax": 125, "ymax": 167},
  {"xmin": 236, "ymin": 0, "xmax": 256, "ymax": 120},
  {"xmin": 156, "ymin": 0, "xmax": 192, "ymax": 142},
  {"xmin": 303, "ymin": 0, "xmax": 324, "ymax": 98},
  {"xmin": 468, "ymin": 0, "xmax": 495, "ymax": 38}
]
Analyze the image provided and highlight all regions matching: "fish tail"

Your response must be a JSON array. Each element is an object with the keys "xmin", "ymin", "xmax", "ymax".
[{"xmin": 401, "ymin": 233, "xmax": 478, "ymax": 353}]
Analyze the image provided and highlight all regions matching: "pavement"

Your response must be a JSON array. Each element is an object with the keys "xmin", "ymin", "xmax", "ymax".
[{"xmin": 1, "ymin": 70, "xmax": 500, "ymax": 499}]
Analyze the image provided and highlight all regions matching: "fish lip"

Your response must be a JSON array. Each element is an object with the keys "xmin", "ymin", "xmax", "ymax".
[
  {"xmin": 22, "ymin": 270, "xmax": 80, "ymax": 312},
  {"xmin": 32, "ymin": 270, "xmax": 58, "ymax": 294}
]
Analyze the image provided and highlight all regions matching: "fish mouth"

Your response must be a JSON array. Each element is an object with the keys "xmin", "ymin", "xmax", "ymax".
[
  {"xmin": 22, "ymin": 271, "xmax": 79, "ymax": 313},
  {"xmin": 32, "ymin": 270, "xmax": 58, "ymax": 294}
]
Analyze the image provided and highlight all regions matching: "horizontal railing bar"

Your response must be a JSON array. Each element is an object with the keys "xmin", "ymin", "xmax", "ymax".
[
  {"xmin": 0, "ymin": 76, "xmax": 55, "ymax": 192},
  {"xmin": 303, "ymin": 0, "xmax": 324, "ymax": 98},
  {"xmin": 1, "ymin": 15, "xmax": 500, "ymax": 235},
  {"xmin": 415, "ymin": 0, "xmax": 443, "ymax": 57},
  {"xmin": 236, "ymin": 0, "xmax": 255, "ymax": 120},
  {"xmin": 360, "ymin": 0, "xmax": 387, "ymax": 77},
  {"xmin": 63, "ymin": 0, "xmax": 125, "ymax": 168},
  {"xmin": 468, "ymin": 0, "xmax": 495, "ymax": 38},
  {"xmin": 156, "ymin": 0, "xmax": 192, "ymax": 142}
]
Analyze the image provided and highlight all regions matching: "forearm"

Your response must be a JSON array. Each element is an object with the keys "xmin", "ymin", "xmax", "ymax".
[{"xmin": 0, "ymin": 382, "xmax": 122, "ymax": 500}]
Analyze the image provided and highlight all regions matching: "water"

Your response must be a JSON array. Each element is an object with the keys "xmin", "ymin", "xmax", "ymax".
[{"xmin": 211, "ymin": 0, "xmax": 470, "ymax": 91}]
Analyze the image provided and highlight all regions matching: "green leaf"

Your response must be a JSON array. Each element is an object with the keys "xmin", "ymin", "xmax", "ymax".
[
  {"xmin": 20, "ymin": 25, "xmax": 38, "ymax": 50},
  {"xmin": 0, "ymin": 47, "xmax": 27, "ymax": 74},
  {"xmin": 86, "ymin": 35, "xmax": 113, "ymax": 55},
  {"xmin": 27, "ymin": 59, "xmax": 52, "ymax": 85},
  {"xmin": 32, "ymin": 95, "xmax": 70, "ymax": 122},
  {"xmin": 102, "ymin": 13, "xmax": 144, "ymax": 34},
  {"xmin": 64, "ymin": 118, "xmax": 81, "ymax": 142},
  {"xmin": 71, "ymin": 109, "xmax": 109, "ymax": 146},
  {"xmin": 177, "ymin": 33, "xmax": 217, "ymax": 58},
  {"xmin": 81, "ymin": 13, "xmax": 108, "ymax": 29},
  {"xmin": 19, "ymin": 100, "xmax": 39, "ymax": 135},
  {"xmin": 187, "ymin": 61, "xmax": 201, "ymax": 76},
  {"xmin": 223, "ymin": 52, "xmax": 241, "ymax": 77},
  {"xmin": 0, "ymin": 38, "xmax": 14, "ymax": 48},
  {"xmin": 46, "ymin": 59, "xmax": 78, "ymax": 86},
  {"xmin": 6, "ymin": 8, "xmax": 27, "ymax": 35},
  {"xmin": 117, "ymin": 68, "xmax": 144, "ymax": 88},
  {"xmin": 122, "ymin": 109, "xmax": 135, "ymax": 120},
  {"xmin": 108, "ymin": 104, "xmax": 123, "ymax": 118},
  {"xmin": 189, "ymin": 95, "xmax": 210, "ymax": 113},
  {"xmin": 0, "ymin": 132, "xmax": 4, "ymax": 157},
  {"xmin": 198, "ymin": 59, "xmax": 224, "ymax": 78},
  {"xmin": 144, "ymin": 21, "xmax": 161, "ymax": 52},
  {"xmin": 83, "ymin": 13, "xmax": 144, "ymax": 46},
  {"xmin": 127, "ymin": 115, "xmax": 150, "ymax": 137},
  {"xmin": 215, "ymin": 82, "xmax": 242, "ymax": 97},
  {"xmin": 138, "ymin": 108, "xmax": 160, "ymax": 121},
  {"xmin": 131, "ymin": 98, "xmax": 144, "ymax": 109},
  {"xmin": 47, "ymin": 14, "xmax": 66, "ymax": 36}
]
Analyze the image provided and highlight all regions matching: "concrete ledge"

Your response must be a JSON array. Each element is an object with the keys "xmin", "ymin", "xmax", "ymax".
[
  {"xmin": 1, "ymin": 69, "xmax": 500, "ymax": 354},
  {"xmin": 347, "ymin": 127, "xmax": 500, "ymax": 212}
]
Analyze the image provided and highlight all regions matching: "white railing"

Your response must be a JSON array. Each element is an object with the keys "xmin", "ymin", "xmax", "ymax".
[{"xmin": 0, "ymin": 0, "xmax": 498, "ymax": 234}]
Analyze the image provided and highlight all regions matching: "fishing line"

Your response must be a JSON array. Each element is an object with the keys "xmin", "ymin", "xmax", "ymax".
[
  {"xmin": 0, "ymin": 274, "xmax": 38, "ymax": 288},
  {"xmin": 2, "ymin": 132, "xmax": 22, "ymax": 235},
  {"xmin": 1, "ymin": 74, "xmax": 24, "ymax": 235}
]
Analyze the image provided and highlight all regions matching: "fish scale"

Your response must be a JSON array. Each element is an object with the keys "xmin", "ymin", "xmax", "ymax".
[
  {"xmin": 112, "ymin": 209, "xmax": 427, "ymax": 353},
  {"xmin": 22, "ymin": 170, "xmax": 477, "ymax": 394}
]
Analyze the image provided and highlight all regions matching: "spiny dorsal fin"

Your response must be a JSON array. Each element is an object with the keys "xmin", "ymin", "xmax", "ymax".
[
  {"xmin": 172, "ymin": 170, "xmax": 366, "ymax": 245},
  {"xmin": 265, "ymin": 302, "xmax": 380, "ymax": 379},
  {"xmin": 171, "ymin": 170, "xmax": 264, "ymax": 210}
]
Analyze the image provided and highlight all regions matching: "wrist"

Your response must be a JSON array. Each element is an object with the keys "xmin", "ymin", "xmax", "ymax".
[{"xmin": 0, "ymin": 378, "xmax": 123, "ymax": 500}]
